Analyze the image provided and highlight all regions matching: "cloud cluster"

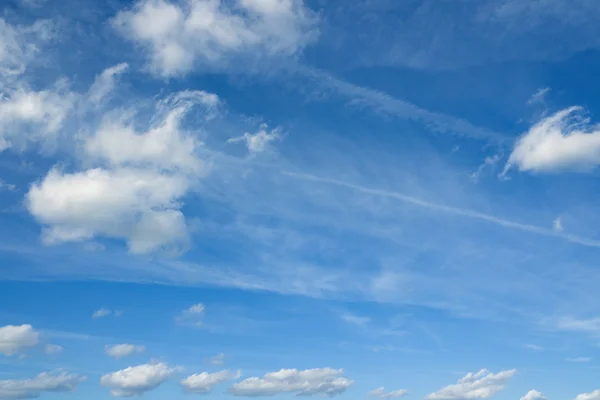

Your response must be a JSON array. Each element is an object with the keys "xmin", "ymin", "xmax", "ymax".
[
  {"xmin": 0, "ymin": 371, "xmax": 85, "ymax": 399},
  {"xmin": 113, "ymin": 0, "xmax": 319, "ymax": 77},
  {"xmin": 426, "ymin": 369, "xmax": 516, "ymax": 400},
  {"xmin": 100, "ymin": 362, "xmax": 179, "ymax": 397},
  {"xmin": 229, "ymin": 368, "xmax": 353, "ymax": 397},
  {"xmin": 0, "ymin": 325, "xmax": 39, "ymax": 356},
  {"xmin": 521, "ymin": 390, "xmax": 545, "ymax": 400}
]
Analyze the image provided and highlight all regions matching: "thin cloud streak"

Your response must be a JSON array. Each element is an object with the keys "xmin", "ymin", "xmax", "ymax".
[{"xmin": 284, "ymin": 171, "xmax": 600, "ymax": 249}]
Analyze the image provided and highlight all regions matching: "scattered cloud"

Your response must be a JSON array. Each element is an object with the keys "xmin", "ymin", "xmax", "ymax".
[
  {"xmin": 227, "ymin": 125, "xmax": 281, "ymax": 155},
  {"xmin": 229, "ymin": 368, "xmax": 353, "ymax": 397},
  {"xmin": 553, "ymin": 217, "xmax": 563, "ymax": 233},
  {"xmin": 0, "ymin": 371, "xmax": 85, "ymax": 399},
  {"xmin": 87, "ymin": 63, "xmax": 129, "ymax": 105},
  {"xmin": 566, "ymin": 357, "xmax": 591, "ymax": 363},
  {"xmin": 112, "ymin": 0, "xmax": 319, "ymax": 77},
  {"xmin": 92, "ymin": 308, "xmax": 122, "ymax": 318},
  {"xmin": 176, "ymin": 303, "xmax": 206, "ymax": 326},
  {"xmin": 524, "ymin": 344, "xmax": 543, "ymax": 351},
  {"xmin": 505, "ymin": 107, "xmax": 600, "ymax": 174},
  {"xmin": 105, "ymin": 344, "xmax": 146, "ymax": 359},
  {"xmin": 0, "ymin": 17, "xmax": 53, "ymax": 78},
  {"xmin": 556, "ymin": 316, "xmax": 600, "ymax": 336},
  {"xmin": 181, "ymin": 369, "xmax": 241, "ymax": 394},
  {"xmin": 44, "ymin": 344, "xmax": 63, "ymax": 355},
  {"xmin": 0, "ymin": 180, "xmax": 15, "ymax": 191},
  {"xmin": 209, "ymin": 353, "xmax": 226, "ymax": 365},
  {"xmin": 426, "ymin": 369, "xmax": 516, "ymax": 400},
  {"xmin": 521, "ymin": 390, "xmax": 545, "ymax": 400},
  {"xmin": 528, "ymin": 88, "xmax": 550, "ymax": 105},
  {"xmin": 0, "ymin": 325, "xmax": 39, "ymax": 356},
  {"xmin": 100, "ymin": 362, "xmax": 179, "ymax": 397},
  {"xmin": 469, "ymin": 153, "xmax": 503, "ymax": 182},
  {"xmin": 368, "ymin": 387, "xmax": 408, "ymax": 398},
  {"xmin": 575, "ymin": 390, "xmax": 600, "ymax": 400},
  {"xmin": 341, "ymin": 312, "xmax": 370, "ymax": 327}
]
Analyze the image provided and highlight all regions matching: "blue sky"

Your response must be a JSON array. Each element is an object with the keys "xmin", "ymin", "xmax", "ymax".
[{"xmin": 2, "ymin": 0, "xmax": 600, "ymax": 399}]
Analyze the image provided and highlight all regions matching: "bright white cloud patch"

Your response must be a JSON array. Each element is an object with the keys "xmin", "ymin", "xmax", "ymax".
[
  {"xmin": 100, "ymin": 362, "xmax": 178, "ymax": 397},
  {"xmin": 176, "ymin": 303, "xmax": 206, "ymax": 326},
  {"xmin": 0, "ymin": 325, "xmax": 39, "ymax": 356},
  {"xmin": 44, "ymin": 344, "xmax": 63, "ymax": 355},
  {"xmin": 426, "ymin": 369, "xmax": 516, "ymax": 400},
  {"xmin": 505, "ymin": 107, "xmax": 600, "ymax": 173},
  {"xmin": 181, "ymin": 370, "xmax": 240, "ymax": 394},
  {"xmin": 227, "ymin": 125, "xmax": 281, "ymax": 155},
  {"xmin": 229, "ymin": 368, "xmax": 353, "ymax": 397},
  {"xmin": 0, "ymin": 371, "xmax": 85, "ymax": 399},
  {"xmin": 105, "ymin": 344, "xmax": 146, "ymax": 359},
  {"xmin": 369, "ymin": 387, "xmax": 408, "ymax": 398},
  {"xmin": 521, "ymin": 390, "xmax": 545, "ymax": 400},
  {"xmin": 112, "ymin": 0, "xmax": 318, "ymax": 76},
  {"xmin": 575, "ymin": 390, "xmax": 600, "ymax": 400}
]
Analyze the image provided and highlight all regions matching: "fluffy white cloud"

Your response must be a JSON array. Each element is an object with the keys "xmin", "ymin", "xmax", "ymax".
[
  {"xmin": 44, "ymin": 344, "xmax": 63, "ymax": 355},
  {"xmin": 505, "ymin": 107, "xmax": 600, "ymax": 173},
  {"xmin": 426, "ymin": 369, "xmax": 516, "ymax": 400},
  {"xmin": 0, "ymin": 371, "xmax": 85, "ymax": 399},
  {"xmin": 100, "ymin": 362, "xmax": 178, "ymax": 397},
  {"xmin": 521, "ymin": 390, "xmax": 545, "ymax": 400},
  {"xmin": 0, "ymin": 325, "xmax": 39, "ymax": 356},
  {"xmin": 181, "ymin": 370, "xmax": 240, "ymax": 394},
  {"xmin": 105, "ymin": 344, "xmax": 146, "ymax": 359},
  {"xmin": 576, "ymin": 390, "xmax": 600, "ymax": 400},
  {"xmin": 112, "ymin": 0, "xmax": 318, "ymax": 76},
  {"xmin": 229, "ymin": 368, "xmax": 353, "ymax": 397},
  {"xmin": 175, "ymin": 303, "xmax": 206, "ymax": 326},
  {"xmin": 227, "ymin": 125, "xmax": 280, "ymax": 155},
  {"xmin": 369, "ymin": 387, "xmax": 408, "ymax": 398}
]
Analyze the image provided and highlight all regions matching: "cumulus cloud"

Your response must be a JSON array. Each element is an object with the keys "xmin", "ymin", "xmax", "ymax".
[
  {"xmin": 227, "ymin": 125, "xmax": 280, "ymax": 155},
  {"xmin": 505, "ymin": 107, "xmax": 600, "ymax": 174},
  {"xmin": 105, "ymin": 344, "xmax": 146, "ymax": 359},
  {"xmin": 0, "ymin": 325, "xmax": 39, "ymax": 356},
  {"xmin": 425, "ymin": 369, "xmax": 516, "ymax": 400},
  {"xmin": 100, "ymin": 362, "xmax": 179, "ymax": 397},
  {"xmin": 112, "ymin": 0, "xmax": 319, "ymax": 76},
  {"xmin": 0, "ymin": 371, "xmax": 85, "ymax": 399},
  {"xmin": 229, "ymin": 368, "xmax": 353, "ymax": 397},
  {"xmin": 368, "ymin": 387, "xmax": 408, "ymax": 398},
  {"xmin": 175, "ymin": 303, "xmax": 206, "ymax": 326},
  {"xmin": 181, "ymin": 370, "xmax": 240, "ymax": 394},
  {"xmin": 44, "ymin": 344, "xmax": 63, "ymax": 355},
  {"xmin": 521, "ymin": 390, "xmax": 545, "ymax": 400},
  {"xmin": 576, "ymin": 390, "xmax": 600, "ymax": 400}
]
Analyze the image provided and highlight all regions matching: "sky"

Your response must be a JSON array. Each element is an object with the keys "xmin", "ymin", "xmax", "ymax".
[{"xmin": 2, "ymin": 0, "xmax": 600, "ymax": 398}]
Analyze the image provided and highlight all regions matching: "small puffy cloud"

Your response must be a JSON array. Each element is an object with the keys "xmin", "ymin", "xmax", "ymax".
[
  {"xmin": 566, "ymin": 357, "xmax": 591, "ymax": 363},
  {"xmin": 105, "ymin": 344, "xmax": 146, "ymax": 359},
  {"xmin": 341, "ymin": 312, "xmax": 370, "ymax": 327},
  {"xmin": 100, "ymin": 362, "xmax": 178, "ymax": 397},
  {"xmin": 181, "ymin": 370, "xmax": 240, "ymax": 394},
  {"xmin": 0, "ymin": 370, "xmax": 85, "ymax": 399},
  {"xmin": 176, "ymin": 303, "xmax": 206, "ymax": 326},
  {"xmin": 521, "ymin": 390, "xmax": 545, "ymax": 400},
  {"xmin": 44, "ymin": 344, "xmax": 63, "ymax": 355},
  {"xmin": 229, "ymin": 368, "xmax": 353, "ymax": 397},
  {"xmin": 369, "ymin": 387, "xmax": 408, "ymax": 398},
  {"xmin": 209, "ymin": 353, "xmax": 226, "ymax": 365},
  {"xmin": 87, "ymin": 63, "xmax": 129, "ymax": 105},
  {"xmin": 0, "ymin": 325, "xmax": 39, "ymax": 356},
  {"xmin": 576, "ymin": 390, "xmax": 600, "ymax": 400},
  {"xmin": 227, "ymin": 125, "xmax": 280, "ymax": 155},
  {"xmin": 112, "ymin": 0, "xmax": 319, "ymax": 77},
  {"xmin": 426, "ymin": 369, "xmax": 516, "ymax": 400},
  {"xmin": 505, "ymin": 107, "xmax": 600, "ymax": 174}
]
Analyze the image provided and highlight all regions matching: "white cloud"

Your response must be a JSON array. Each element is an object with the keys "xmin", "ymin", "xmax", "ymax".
[
  {"xmin": 521, "ymin": 390, "xmax": 545, "ymax": 400},
  {"xmin": 0, "ymin": 18, "xmax": 53, "ymax": 78},
  {"xmin": 576, "ymin": 390, "xmax": 600, "ymax": 400},
  {"xmin": 0, "ymin": 180, "xmax": 15, "ymax": 191},
  {"xmin": 505, "ymin": 107, "xmax": 600, "ymax": 174},
  {"xmin": 181, "ymin": 369, "xmax": 240, "ymax": 394},
  {"xmin": 369, "ymin": 387, "xmax": 408, "ymax": 398},
  {"xmin": 0, "ymin": 325, "xmax": 39, "ymax": 356},
  {"xmin": 93, "ymin": 308, "xmax": 112, "ymax": 318},
  {"xmin": 112, "ymin": 0, "xmax": 319, "ymax": 77},
  {"xmin": 553, "ymin": 217, "xmax": 563, "ymax": 232},
  {"xmin": 425, "ymin": 369, "xmax": 516, "ymax": 400},
  {"xmin": 176, "ymin": 303, "xmax": 206, "ymax": 326},
  {"xmin": 44, "ymin": 344, "xmax": 63, "ymax": 355},
  {"xmin": 105, "ymin": 344, "xmax": 146, "ymax": 359},
  {"xmin": 209, "ymin": 353, "xmax": 226, "ymax": 365},
  {"xmin": 528, "ymin": 88, "xmax": 550, "ymax": 105},
  {"xmin": 340, "ymin": 312, "xmax": 370, "ymax": 327},
  {"xmin": 229, "ymin": 368, "xmax": 353, "ymax": 397},
  {"xmin": 0, "ymin": 371, "xmax": 85, "ymax": 399},
  {"xmin": 556, "ymin": 316, "xmax": 600, "ymax": 336},
  {"xmin": 566, "ymin": 357, "xmax": 591, "ymax": 363},
  {"xmin": 87, "ymin": 63, "xmax": 129, "ymax": 105},
  {"xmin": 227, "ymin": 125, "xmax": 281, "ymax": 155},
  {"xmin": 524, "ymin": 344, "xmax": 543, "ymax": 351},
  {"xmin": 100, "ymin": 362, "xmax": 178, "ymax": 397}
]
